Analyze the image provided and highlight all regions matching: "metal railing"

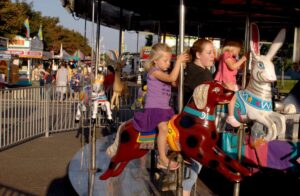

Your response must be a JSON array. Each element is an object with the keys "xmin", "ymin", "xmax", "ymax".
[{"xmin": 0, "ymin": 83, "xmax": 140, "ymax": 150}]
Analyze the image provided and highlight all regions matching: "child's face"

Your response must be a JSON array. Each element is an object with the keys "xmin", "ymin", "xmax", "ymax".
[
  {"xmin": 197, "ymin": 43, "xmax": 215, "ymax": 68},
  {"xmin": 154, "ymin": 51, "xmax": 172, "ymax": 71},
  {"xmin": 232, "ymin": 46, "xmax": 241, "ymax": 57}
]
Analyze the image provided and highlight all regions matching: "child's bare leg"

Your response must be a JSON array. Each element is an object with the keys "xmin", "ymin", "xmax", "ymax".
[
  {"xmin": 157, "ymin": 122, "xmax": 168, "ymax": 163},
  {"xmin": 157, "ymin": 122, "xmax": 179, "ymax": 169},
  {"xmin": 228, "ymin": 95, "xmax": 236, "ymax": 116},
  {"xmin": 183, "ymin": 190, "xmax": 191, "ymax": 196},
  {"xmin": 226, "ymin": 95, "xmax": 241, "ymax": 127}
]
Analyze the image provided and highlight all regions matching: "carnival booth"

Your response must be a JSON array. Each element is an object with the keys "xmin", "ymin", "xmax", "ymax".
[
  {"xmin": 0, "ymin": 36, "xmax": 20, "ymax": 87},
  {"xmin": 5, "ymin": 35, "xmax": 43, "ymax": 86},
  {"xmin": 0, "ymin": 37, "xmax": 9, "ymax": 84}
]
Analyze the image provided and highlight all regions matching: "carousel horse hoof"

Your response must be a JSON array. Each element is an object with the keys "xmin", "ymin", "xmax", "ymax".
[
  {"xmin": 75, "ymin": 119, "xmax": 80, "ymax": 123},
  {"xmin": 91, "ymin": 118, "xmax": 96, "ymax": 124}
]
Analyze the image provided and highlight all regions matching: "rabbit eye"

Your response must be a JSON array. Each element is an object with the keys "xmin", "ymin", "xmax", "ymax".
[{"xmin": 258, "ymin": 62, "xmax": 265, "ymax": 69}]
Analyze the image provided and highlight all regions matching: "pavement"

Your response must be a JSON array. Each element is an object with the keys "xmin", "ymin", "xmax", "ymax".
[
  {"xmin": 0, "ymin": 127, "xmax": 215, "ymax": 196},
  {"xmin": 0, "ymin": 131, "xmax": 81, "ymax": 196}
]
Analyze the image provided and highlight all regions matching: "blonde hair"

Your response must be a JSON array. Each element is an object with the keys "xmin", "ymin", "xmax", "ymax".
[
  {"xmin": 222, "ymin": 40, "xmax": 243, "ymax": 54},
  {"xmin": 144, "ymin": 43, "xmax": 172, "ymax": 71},
  {"xmin": 188, "ymin": 39, "xmax": 213, "ymax": 62}
]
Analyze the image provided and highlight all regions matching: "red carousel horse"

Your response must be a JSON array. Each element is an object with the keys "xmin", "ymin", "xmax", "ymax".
[{"xmin": 100, "ymin": 81, "xmax": 252, "ymax": 182}]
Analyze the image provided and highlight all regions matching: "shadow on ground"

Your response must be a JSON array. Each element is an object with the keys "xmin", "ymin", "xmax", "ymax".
[
  {"xmin": 46, "ymin": 164, "xmax": 78, "ymax": 196},
  {"xmin": 200, "ymin": 167, "xmax": 300, "ymax": 196}
]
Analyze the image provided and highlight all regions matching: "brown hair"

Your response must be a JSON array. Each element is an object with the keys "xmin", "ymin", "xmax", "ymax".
[
  {"xmin": 188, "ymin": 39, "xmax": 213, "ymax": 62},
  {"xmin": 144, "ymin": 43, "xmax": 172, "ymax": 71}
]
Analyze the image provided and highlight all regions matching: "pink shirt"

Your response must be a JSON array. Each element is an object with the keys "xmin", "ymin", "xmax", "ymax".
[{"xmin": 214, "ymin": 51, "xmax": 238, "ymax": 84}]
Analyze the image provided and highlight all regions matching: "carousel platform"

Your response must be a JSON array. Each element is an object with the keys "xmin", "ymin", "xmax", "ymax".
[
  {"xmin": 68, "ymin": 134, "xmax": 216, "ymax": 196},
  {"xmin": 68, "ymin": 135, "xmax": 154, "ymax": 195}
]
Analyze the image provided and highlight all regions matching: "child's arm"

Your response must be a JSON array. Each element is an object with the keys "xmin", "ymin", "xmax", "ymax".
[
  {"xmin": 152, "ymin": 53, "xmax": 189, "ymax": 83},
  {"xmin": 225, "ymin": 54, "xmax": 247, "ymax": 71}
]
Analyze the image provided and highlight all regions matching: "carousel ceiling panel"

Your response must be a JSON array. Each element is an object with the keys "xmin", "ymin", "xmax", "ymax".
[{"xmin": 61, "ymin": 0, "xmax": 300, "ymax": 41}]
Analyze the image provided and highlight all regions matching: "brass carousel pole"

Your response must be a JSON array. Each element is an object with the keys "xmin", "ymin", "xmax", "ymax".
[
  {"xmin": 176, "ymin": 0, "xmax": 185, "ymax": 195},
  {"xmin": 88, "ymin": 1, "xmax": 96, "ymax": 196},
  {"xmin": 233, "ymin": 14, "xmax": 250, "ymax": 196}
]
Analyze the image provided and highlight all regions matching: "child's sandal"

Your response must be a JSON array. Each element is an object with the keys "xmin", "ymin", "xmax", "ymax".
[{"xmin": 157, "ymin": 157, "xmax": 180, "ymax": 170}]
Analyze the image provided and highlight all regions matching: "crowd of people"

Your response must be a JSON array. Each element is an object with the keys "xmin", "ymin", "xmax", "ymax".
[{"xmin": 30, "ymin": 61, "xmax": 115, "ymax": 102}]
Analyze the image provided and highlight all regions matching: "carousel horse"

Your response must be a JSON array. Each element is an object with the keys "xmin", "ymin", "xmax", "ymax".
[
  {"xmin": 216, "ymin": 24, "xmax": 286, "ymax": 141},
  {"xmin": 100, "ymin": 81, "xmax": 252, "ymax": 182},
  {"xmin": 75, "ymin": 73, "xmax": 112, "ymax": 123},
  {"xmin": 107, "ymin": 50, "xmax": 129, "ymax": 110},
  {"xmin": 91, "ymin": 73, "xmax": 113, "ymax": 122}
]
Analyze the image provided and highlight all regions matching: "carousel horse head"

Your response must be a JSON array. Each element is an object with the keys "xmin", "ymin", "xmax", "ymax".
[
  {"xmin": 193, "ymin": 81, "xmax": 234, "ymax": 109},
  {"xmin": 100, "ymin": 81, "xmax": 252, "ymax": 182},
  {"xmin": 92, "ymin": 73, "xmax": 105, "ymax": 93}
]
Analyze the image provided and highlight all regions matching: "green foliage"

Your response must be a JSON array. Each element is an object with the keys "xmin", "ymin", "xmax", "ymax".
[
  {"xmin": 0, "ymin": 1, "xmax": 91, "ymax": 56},
  {"xmin": 260, "ymin": 42, "xmax": 294, "ymax": 72},
  {"xmin": 276, "ymin": 79, "xmax": 298, "ymax": 94},
  {"xmin": 273, "ymin": 43, "xmax": 294, "ymax": 71}
]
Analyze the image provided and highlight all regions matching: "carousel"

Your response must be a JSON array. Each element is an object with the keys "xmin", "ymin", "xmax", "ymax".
[{"xmin": 63, "ymin": 0, "xmax": 300, "ymax": 195}]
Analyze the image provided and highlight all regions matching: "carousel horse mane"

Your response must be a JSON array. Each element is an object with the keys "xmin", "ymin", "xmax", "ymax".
[{"xmin": 106, "ymin": 121, "xmax": 126, "ymax": 157}]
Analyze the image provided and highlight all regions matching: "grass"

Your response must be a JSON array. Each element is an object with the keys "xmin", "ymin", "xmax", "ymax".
[{"xmin": 276, "ymin": 79, "xmax": 298, "ymax": 94}]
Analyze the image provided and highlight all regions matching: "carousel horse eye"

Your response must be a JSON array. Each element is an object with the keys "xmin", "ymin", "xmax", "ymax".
[
  {"xmin": 257, "ymin": 62, "xmax": 265, "ymax": 69},
  {"xmin": 212, "ymin": 87, "xmax": 220, "ymax": 93}
]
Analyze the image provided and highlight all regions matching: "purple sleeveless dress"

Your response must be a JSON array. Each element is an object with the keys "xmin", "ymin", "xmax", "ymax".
[{"xmin": 133, "ymin": 67, "xmax": 174, "ymax": 132}]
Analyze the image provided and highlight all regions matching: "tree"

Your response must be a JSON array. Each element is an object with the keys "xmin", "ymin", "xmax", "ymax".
[
  {"xmin": 0, "ymin": 1, "xmax": 31, "ymax": 40},
  {"xmin": 0, "ymin": 1, "xmax": 91, "ymax": 56}
]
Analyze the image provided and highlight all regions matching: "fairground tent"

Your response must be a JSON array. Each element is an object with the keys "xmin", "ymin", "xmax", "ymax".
[{"xmin": 69, "ymin": 49, "xmax": 85, "ymax": 61}]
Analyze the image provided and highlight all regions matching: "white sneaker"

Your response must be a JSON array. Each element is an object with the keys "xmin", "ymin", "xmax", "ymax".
[{"xmin": 226, "ymin": 116, "xmax": 241, "ymax": 127}]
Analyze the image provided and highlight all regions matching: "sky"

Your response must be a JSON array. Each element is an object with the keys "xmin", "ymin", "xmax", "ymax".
[{"xmin": 18, "ymin": 0, "xmax": 149, "ymax": 53}]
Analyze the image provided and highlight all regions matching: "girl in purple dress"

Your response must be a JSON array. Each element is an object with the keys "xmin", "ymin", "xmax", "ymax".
[{"xmin": 133, "ymin": 43, "xmax": 189, "ymax": 170}]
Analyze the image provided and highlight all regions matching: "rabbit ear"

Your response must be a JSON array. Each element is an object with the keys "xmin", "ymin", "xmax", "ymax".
[
  {"xmin": 118, "ymin": 52, "xmax": 131, "ymax": 62},
  {"xmin": 266, "ymin": 29, "xmax": 286, "ymax": 60},
  {"xmin": 250, "ymin": 23, "xmax": 260, "ymax": 56},
  {"xmin": 108, "ymin": 50, "xmax": 118, "ymax": 61}
]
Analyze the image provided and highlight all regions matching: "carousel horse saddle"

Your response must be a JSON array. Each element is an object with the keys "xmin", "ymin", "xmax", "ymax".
[
  {"xmin": 136, "ymin": 115, "xmax": 181, "ymax": 150},
  {"xmin": 137, "ymin": 129, "xmax": 157, "ymax": 149}
]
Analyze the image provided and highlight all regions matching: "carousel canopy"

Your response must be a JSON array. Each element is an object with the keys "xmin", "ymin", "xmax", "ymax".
[{"xmin": 61, "ymin": 0, "xmax": 300, "ymax": 42}]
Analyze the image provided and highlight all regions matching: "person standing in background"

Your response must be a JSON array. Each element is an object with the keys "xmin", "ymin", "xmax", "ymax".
[
  {"xmin": 31, "ymin": 64, "xmax": 48, "ymax": 87},
  {"xmin": 56, "ymin": 62, "xmax": 69, "ymax": 102}
]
